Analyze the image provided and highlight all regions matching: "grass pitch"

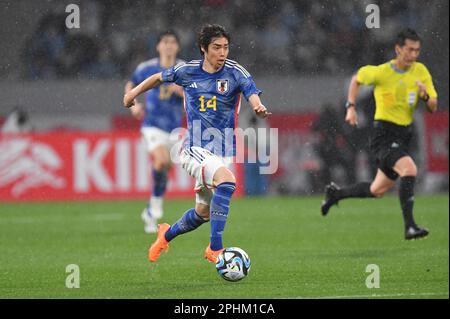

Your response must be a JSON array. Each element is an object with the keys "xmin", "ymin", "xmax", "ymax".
[{"xmin": 0, "ymin": 195, "xmax": 448, "ymax": 299}]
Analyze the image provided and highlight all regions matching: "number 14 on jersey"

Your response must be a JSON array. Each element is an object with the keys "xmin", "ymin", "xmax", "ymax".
[{"xmin": 198, "ymin": 95, "xmax": 217, "ymax": 112}]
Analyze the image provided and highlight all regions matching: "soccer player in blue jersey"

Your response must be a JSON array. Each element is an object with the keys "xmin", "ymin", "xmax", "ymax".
[
  {"xmin": 124, "ymin": 24, "xmax": 270, "ymax": 263},
  {"xmin": 124, "ymin": 31, "xmax": 184, "ymax": 233}
]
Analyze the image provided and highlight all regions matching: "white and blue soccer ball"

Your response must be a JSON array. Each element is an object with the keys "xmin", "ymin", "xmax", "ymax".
[{"xmin": 215, "ymin": 247, "xmax": 251, "ymax": 282}]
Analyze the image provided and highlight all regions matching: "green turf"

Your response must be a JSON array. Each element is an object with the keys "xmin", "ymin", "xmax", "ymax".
[{"xmin": 0, "ymin": 195, "xmax": 448, "ymax": 299}]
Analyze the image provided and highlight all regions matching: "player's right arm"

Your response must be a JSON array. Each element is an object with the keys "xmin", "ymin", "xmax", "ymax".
[
  {"xmin": 124, "ymin": 81, "xmax": 145, "ymax": 119},
  {"xmin": 345, "ymin": 74, "xmax": 360, "ymax": 126},
  {"xmin": 123, "ymin": 72, "xmax": 163, "ymax": 108},
  {"xmin": 345, "ymin": 65, "xmax": 379, "ymax": 127}
]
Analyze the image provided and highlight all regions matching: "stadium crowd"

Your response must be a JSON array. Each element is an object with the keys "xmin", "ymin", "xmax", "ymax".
[{"xmin": 22, "ymin": 0, "xmax": 427, "ymax": 79}]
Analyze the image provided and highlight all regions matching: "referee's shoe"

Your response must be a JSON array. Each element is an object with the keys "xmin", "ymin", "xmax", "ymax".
[
  {"xmin": 321, "ymin": 182, "xmax": 340, "ymax": 216},
  {"xmin": 405, "ymin": 225, "xmax": 429, "ymax": 240}
]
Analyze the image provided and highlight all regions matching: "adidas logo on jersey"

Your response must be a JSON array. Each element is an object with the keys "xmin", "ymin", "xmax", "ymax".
[
  {"xmin": 391, "ymin": 142, "xmax": 399, "ymax": 148},
  {"xmin": 188, "ymin": 82, "xmax": 198, "ymax": 89}
]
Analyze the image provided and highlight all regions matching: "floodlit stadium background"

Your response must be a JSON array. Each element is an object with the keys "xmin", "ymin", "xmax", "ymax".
[{"xmin": 0, "ymin": 0, "xmax": 448, "ymax": 201}]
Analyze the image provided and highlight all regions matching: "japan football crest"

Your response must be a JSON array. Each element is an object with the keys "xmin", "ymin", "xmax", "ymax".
[{"xmin": 216, "ymin": 79, "xmax": 229, "ymax": 94}]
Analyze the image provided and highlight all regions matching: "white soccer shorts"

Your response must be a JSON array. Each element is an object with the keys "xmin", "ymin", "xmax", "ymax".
[
  {"xmin": 179, "ymin": 146, "xmax": 233, "ymax": 205},
  {"xmin": 141, "ymin": 126, "xmax": 178, "ymax": 153}
]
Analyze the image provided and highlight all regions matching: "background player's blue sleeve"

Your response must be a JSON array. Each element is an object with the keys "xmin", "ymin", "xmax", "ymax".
[
  {"xmin": 238, "ymin": 74, "xmax": 262, "ymax": 100},
  {"xmin": 161, "ymin": 64, "xmax": 184, "ymax": 86},
  {"xmin": 131, "ymin": 66, "xmax": 148, "ymax": 86}
]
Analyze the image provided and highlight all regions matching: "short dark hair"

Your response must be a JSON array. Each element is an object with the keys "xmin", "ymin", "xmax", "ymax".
[
  {"xmin": 197, "ymin": 24, "xmax": 230, "ymax": 56},
  {"xmin": 396, "ymin": 28, "xmax": 421, "ymax": 46},
  {"xmin": 157, "ymin": 30, "xmax": 179, "ymax": 44}
]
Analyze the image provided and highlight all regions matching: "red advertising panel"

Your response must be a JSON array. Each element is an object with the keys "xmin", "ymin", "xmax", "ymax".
[
  {"xmin": 424, "ymin": 111, "xmax": 449, "ymax": 173},
  {"xmin": 268, "ymin": 113, "xmax": 320, "ymax": 176},
  {"xmin": 0, "ymin": 132, "xmax": 243, "ymax": 202},
  {"xmin": 267, "ymin": 113, "xmax": 321, "ymax": 193}
]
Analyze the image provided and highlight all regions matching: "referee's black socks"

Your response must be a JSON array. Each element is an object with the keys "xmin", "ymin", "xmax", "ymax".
[
  {"xmin": 399, "ymin": 176, "xmax": 417, "ymax": 229},
  {"xmin": 336, "ymin": 182, "xmax": 374, "ymax": 200},
  {"xmin": 335, "ymin": 178, "xmax": 417, "ymax": 229}
]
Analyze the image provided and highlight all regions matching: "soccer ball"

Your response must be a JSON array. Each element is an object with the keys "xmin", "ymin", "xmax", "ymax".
[{"xmin": 215, "ymin": 247, "xmax": 251, "ymax": 282}]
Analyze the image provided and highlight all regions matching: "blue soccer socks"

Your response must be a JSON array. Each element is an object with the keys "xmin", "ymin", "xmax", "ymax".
[
  {"xmin": 210, "ymin": 182, "xmax": 236, "ymax": 251},
  {"xmin": 164, "ymin": 208, "xmax": 207, "ymax": 242},
  {"xmin": 152, "ymin": 169, "xmax": 168, "ymax": 197}
]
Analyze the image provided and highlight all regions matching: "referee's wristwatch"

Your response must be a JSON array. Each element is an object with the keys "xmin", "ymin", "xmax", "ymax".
[
  {"xmin": 345, "ymin": 101, "xmax": 356, "ymax": 109},
  {"xmin": 421, "ymin": 93, "xmax": 430, "ymax": 102}
]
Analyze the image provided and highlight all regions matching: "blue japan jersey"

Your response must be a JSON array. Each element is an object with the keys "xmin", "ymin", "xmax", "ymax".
[
  {"xmin": 161, "ymin": 59, "xmax": 262, "ymax": 157},
  {"xmin": 131, "ymin": 58, "xmax": 184, "ymax": 132}
]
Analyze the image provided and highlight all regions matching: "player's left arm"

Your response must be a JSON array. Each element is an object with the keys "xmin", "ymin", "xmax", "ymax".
[
  {"xmin": 417, "ymin": 65, "xmax": 438, "ymax": 113},
  {"xmin": 248, "ymin": 94, "xmax": 271, "ymax": 118},
  {"xmin": 417, "ymin": 80, "xmax": 438, "ymax": 113},
  {"xmin": 236, "ymin": 67, "xmax": 271, "ymax": 118}
]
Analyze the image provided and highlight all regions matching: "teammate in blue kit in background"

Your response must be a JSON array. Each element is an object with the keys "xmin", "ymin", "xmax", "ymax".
[
  {"xmin": 124, "ymin": 24, "xmax": 271, "ymax": 264},
  {"xmin": 124, "ymin": 31, "xmax": 184, "ymax": 233}
]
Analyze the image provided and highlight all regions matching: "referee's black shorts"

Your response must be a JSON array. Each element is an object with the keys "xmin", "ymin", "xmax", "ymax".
[{"xmin": 369, "ymin": 120, "xmax": 414, "ymax": 181}]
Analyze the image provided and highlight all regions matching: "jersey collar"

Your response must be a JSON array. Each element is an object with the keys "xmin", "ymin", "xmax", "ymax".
[
  {"xmin": 390, "ymin": 60, "xmax": 410, "ymax": 74},
  {"xmin": 199, "ymin": 59, "xmax": 225, "ymax": 75}
]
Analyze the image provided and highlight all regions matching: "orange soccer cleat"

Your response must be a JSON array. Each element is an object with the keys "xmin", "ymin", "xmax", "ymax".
[
  {"xmin": 148, "ymin": 223, "xmax": 170, "ymax": 262},
  {"xmin": 204, "ymin": 245, "xmax": 224, "ymax": 263}
]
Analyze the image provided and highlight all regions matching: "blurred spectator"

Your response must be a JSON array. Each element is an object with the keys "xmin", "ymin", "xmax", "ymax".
[
  {"xmin": 312, "ymin": 105, "xmax": 355, "ymax": 187},
  {"xmin": 57, "ymin": 33, "xmax": 99, "ymax": 77},
  {"xmin": 23, "ymin": 12, "xmax": 67, "ymax": 79},
  {"xmin": 1, "ymin": 108, "xmax": 32, "ymax": 133}
]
